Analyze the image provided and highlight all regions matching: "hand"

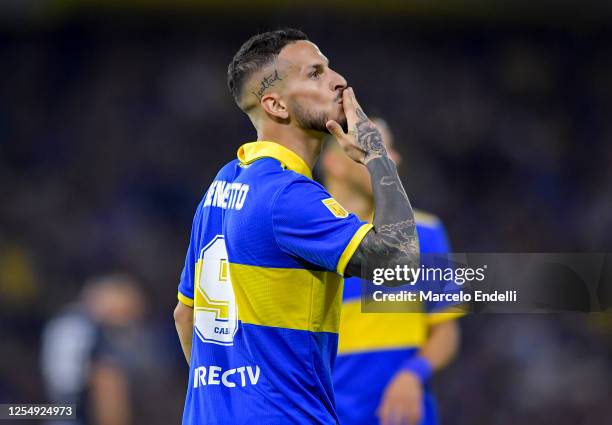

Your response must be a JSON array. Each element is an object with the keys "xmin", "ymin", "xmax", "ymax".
[
  {"xmin": 326, "ymin": 87, "xmax": 387, "ymax": 165},
  {"xmin": 377, "ymin": 371, "xmax": 424, "ymax": 425}
]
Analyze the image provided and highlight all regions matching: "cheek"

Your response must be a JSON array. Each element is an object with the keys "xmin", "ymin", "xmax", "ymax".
[
  {"xmin": 289, "ymin": 81, "xmax": 330, "ymax": 104},
  {"xmin": 305, "ymin": 92, "xmax": 330, "ymax": 109}
]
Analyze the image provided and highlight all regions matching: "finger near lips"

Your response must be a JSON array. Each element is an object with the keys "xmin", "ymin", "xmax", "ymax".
[
  {"xmin": 342, "ymin": 88, "xmax": 356, "ymax": 118},
  {"xmin": 342, "ymin": 87, "xmax": 367, "ymax": 124},
  {"xmin": 342, "ymin": 86, "xmax": 351, "ymax": 103},
  {"xmin": 348, "ymin": 87, "xmax": 361, "ymax": 108},
  {"xmin": 341, "ymin": 88, "xmax": 348, "ymax": 109},
  {"xmin": 347, "ymin": 87, "xmax": 356, "ymax": 110}
]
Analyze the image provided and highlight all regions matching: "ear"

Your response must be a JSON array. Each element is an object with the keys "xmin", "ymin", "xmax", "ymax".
[{"xmin": 261, "ymin": 93, "xmax": 288, "ymax": 120}]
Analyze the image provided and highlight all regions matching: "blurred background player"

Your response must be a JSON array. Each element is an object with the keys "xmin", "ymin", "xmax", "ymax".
[
  {"xmin": 320, "ymin": 118, "xmax": 462, "ymax": 425},
  {"xmin": 41, "ymin": 273, "xmax": 147, "ymax": 425}
]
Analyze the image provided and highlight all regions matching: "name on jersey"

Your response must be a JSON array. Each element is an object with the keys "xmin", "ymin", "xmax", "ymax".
[
  {"xmin": 204, "ymin": 180, "xmax": 250, "ymax": 210},
  {"xmin": 193, "ymin": 365, "xmax": 260, "ymax": 388}
]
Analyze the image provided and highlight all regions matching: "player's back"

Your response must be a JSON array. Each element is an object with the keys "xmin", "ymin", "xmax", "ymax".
[{"xmin": 178, "ymin": 142, "xmax": 372, "ymax": 425}]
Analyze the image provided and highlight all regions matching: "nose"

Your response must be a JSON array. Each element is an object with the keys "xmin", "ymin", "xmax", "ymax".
[{"xmin": 330, "ymin": 68, "xmax": 347, "ymax": 92}]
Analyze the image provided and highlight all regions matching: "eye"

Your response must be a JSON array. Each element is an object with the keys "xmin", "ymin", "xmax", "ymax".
[{"xmin": 309, "ymin": 70, "xmax": 321, "ymax": 79}]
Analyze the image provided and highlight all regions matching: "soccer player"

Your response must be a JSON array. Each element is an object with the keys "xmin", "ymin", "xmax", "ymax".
[
  {"xmin": 41, "ymin": 274, "xmax": 145, "ymax": 425},
  {"xmin": 173, "ymin": 29, "xmax": 421, "ymax": 424},
  {"xmin": 320, "ymin": 119, "xmax": 462, "ymax": 425}
]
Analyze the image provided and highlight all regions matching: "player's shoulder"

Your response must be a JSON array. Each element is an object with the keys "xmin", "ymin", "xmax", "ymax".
[
  {"xmin": 415, "ymin": 209, "xmax": 444, "ymax": 229},
  {"xmin": 216, "ymin": 158, "xmax": 242, "ymax": 181},
  {"xmin": 199, "ymin": 158, "xmax": 241, "ymax": 197},
  {"xmin": 263, "ymin": 171, "xmax": 334, "ymax": 223},
  {"xmin": 273, "ymin": 172, "xmax": 331, "ymax": 207},
  {"xmin": 414, "ymin": 209, "xmax": 450, "ymax": 253},
  {"xmin": 284, "ymin": 170, "xmax": 326, "ymax": 189},
  {"xmin": 194, "ymin": 159, "xmax": 243, "ymax": 212}
]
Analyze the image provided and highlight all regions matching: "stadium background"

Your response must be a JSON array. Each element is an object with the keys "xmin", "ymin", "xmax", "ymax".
[{"xmin": 1, "ymin": 1, "xmax": 612, "ymax": 424}]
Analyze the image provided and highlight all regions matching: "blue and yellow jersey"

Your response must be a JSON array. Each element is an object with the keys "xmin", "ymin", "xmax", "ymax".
[
  {"xmin": 334, "ymin": 212, "xmax": 462, "ymax": 425},
  {"xmin": 177, "ymin": 141, "xmax": 372, "ymax": 425}
]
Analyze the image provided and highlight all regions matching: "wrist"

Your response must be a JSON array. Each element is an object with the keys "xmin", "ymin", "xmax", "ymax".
[
  {"xmin": 363, "ymin": 151, "xmax": 388, "ymax": 166},
  {"xmin": 401, "ymin": 355, "xmax": 433, "ymax": 384}
]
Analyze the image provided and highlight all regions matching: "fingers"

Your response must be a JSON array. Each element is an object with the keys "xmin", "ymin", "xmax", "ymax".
[
  {"xmin": 377, "ymin": 401, "xmax": 392, "ymax": 425},
  {"xmin": 377, "ymin": 394, "xmax": 421, "ymax": 425},
  {"xmin": 378, "ymin": 404, "xmax": 404, "ymax": 425},
  {"xmin": 325, "ymin": 120, "xmax": 345, "ymax": 139},
  {"xmin": 377, "ymin": 397, "xmax": 400, "ymax": 425},
  {"xmin": 342, "ymin": 87, "xmax": 369, "ymax": 126},
  {"xmin": 342, "ymin": 87, "xmax": 359, "ymax": 123},
  {"xmin": 347, "ymin": 87, "xmax": 364, "ymax": 112},
  {"xmin": 408, "ymin": 406, "xmax": 422, "ymax": 425}
]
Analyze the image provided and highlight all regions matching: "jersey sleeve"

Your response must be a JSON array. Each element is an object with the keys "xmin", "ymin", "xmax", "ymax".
[
  {"xmin": 177, "ymin": 202, "xmax": 203, "ymax": 307},
  {"xmin": 272, "ymin": 179, "xmax": 372, "ymax": 276}
]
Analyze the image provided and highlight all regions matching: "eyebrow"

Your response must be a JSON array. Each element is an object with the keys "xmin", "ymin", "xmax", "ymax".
[{"xmin": 306, "ymin": 61, "xmax": 329, "ymax": 72}]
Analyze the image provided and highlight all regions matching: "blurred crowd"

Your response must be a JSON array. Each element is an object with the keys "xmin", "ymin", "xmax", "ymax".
[{"xmin": 1, "ymin": 14, "xmax": 612, "ymax": 424}]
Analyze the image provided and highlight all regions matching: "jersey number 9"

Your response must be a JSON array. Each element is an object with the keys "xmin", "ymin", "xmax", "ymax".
[{"xmin": 194, "ymin": 235, "xmax": 238, "ymax": 345}]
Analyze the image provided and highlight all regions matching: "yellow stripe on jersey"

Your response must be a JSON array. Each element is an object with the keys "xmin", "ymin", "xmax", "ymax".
[
  {"xmin": 229, "ymin": 263, "xmax": 344, "ymax": 334},
  {"xmin": 338, "ymin": 299, "xmax": 428, "ymax": 354},
  {"xmin": 336, "ymin": 223, "xmax": 373, "ymax": 276},
  {"xmin": 414, "ymin": 209, "xmax": 441, "ymax": 228},
  {"xmin": 177, "ymin": 291, "xmax": 194, "ymax": 307}
]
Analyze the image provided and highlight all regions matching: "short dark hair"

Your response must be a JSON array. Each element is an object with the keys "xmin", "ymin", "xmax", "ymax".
[{"xmin": 227, "ymin": 28, "xmax": 308, "ymax": 109}]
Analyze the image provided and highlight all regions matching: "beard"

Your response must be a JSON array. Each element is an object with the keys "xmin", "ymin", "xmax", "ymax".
[{"xmin": 290, "ymin": 100, "xmax": 348, "ymax": 134}]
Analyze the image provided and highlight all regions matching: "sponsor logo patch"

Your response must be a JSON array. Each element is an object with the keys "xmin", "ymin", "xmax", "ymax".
[
  {"xmin": 322, "ymin": 198, "xmax": 349, "ymax": 218},
  {"xmin": 193, "ymin": 365, "xmax": 260, "ymax": 388}
]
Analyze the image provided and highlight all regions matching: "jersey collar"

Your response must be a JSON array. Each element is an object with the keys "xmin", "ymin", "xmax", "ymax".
[{"xmin": 237, "ymin": 141, "xmax": 313, "ymax": 179}]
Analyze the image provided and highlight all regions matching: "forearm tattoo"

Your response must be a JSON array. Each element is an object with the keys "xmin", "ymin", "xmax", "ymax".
[
  {"xmin": 352, "ymin": 108, "xmax": 388, "ymax": 164},
  {"xmin": 346, "ymin": 148, "xmax": 419, "ymax": 283},
  {"xmin": 252, "ymin": 69, "xmax": 282, "ymax": 101}
]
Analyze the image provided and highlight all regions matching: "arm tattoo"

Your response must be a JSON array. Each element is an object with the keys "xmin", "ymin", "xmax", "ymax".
[
  {"xmin": 346, "ymin": 151, "xmax": 419, "ymax": 284},
  {"xmin": 352, "ymin": 107, "xmax": 387, "ymax": 164},
  {"xmin": 252, "ymin": 69, "xmax": 282, "ymax": 101}
]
